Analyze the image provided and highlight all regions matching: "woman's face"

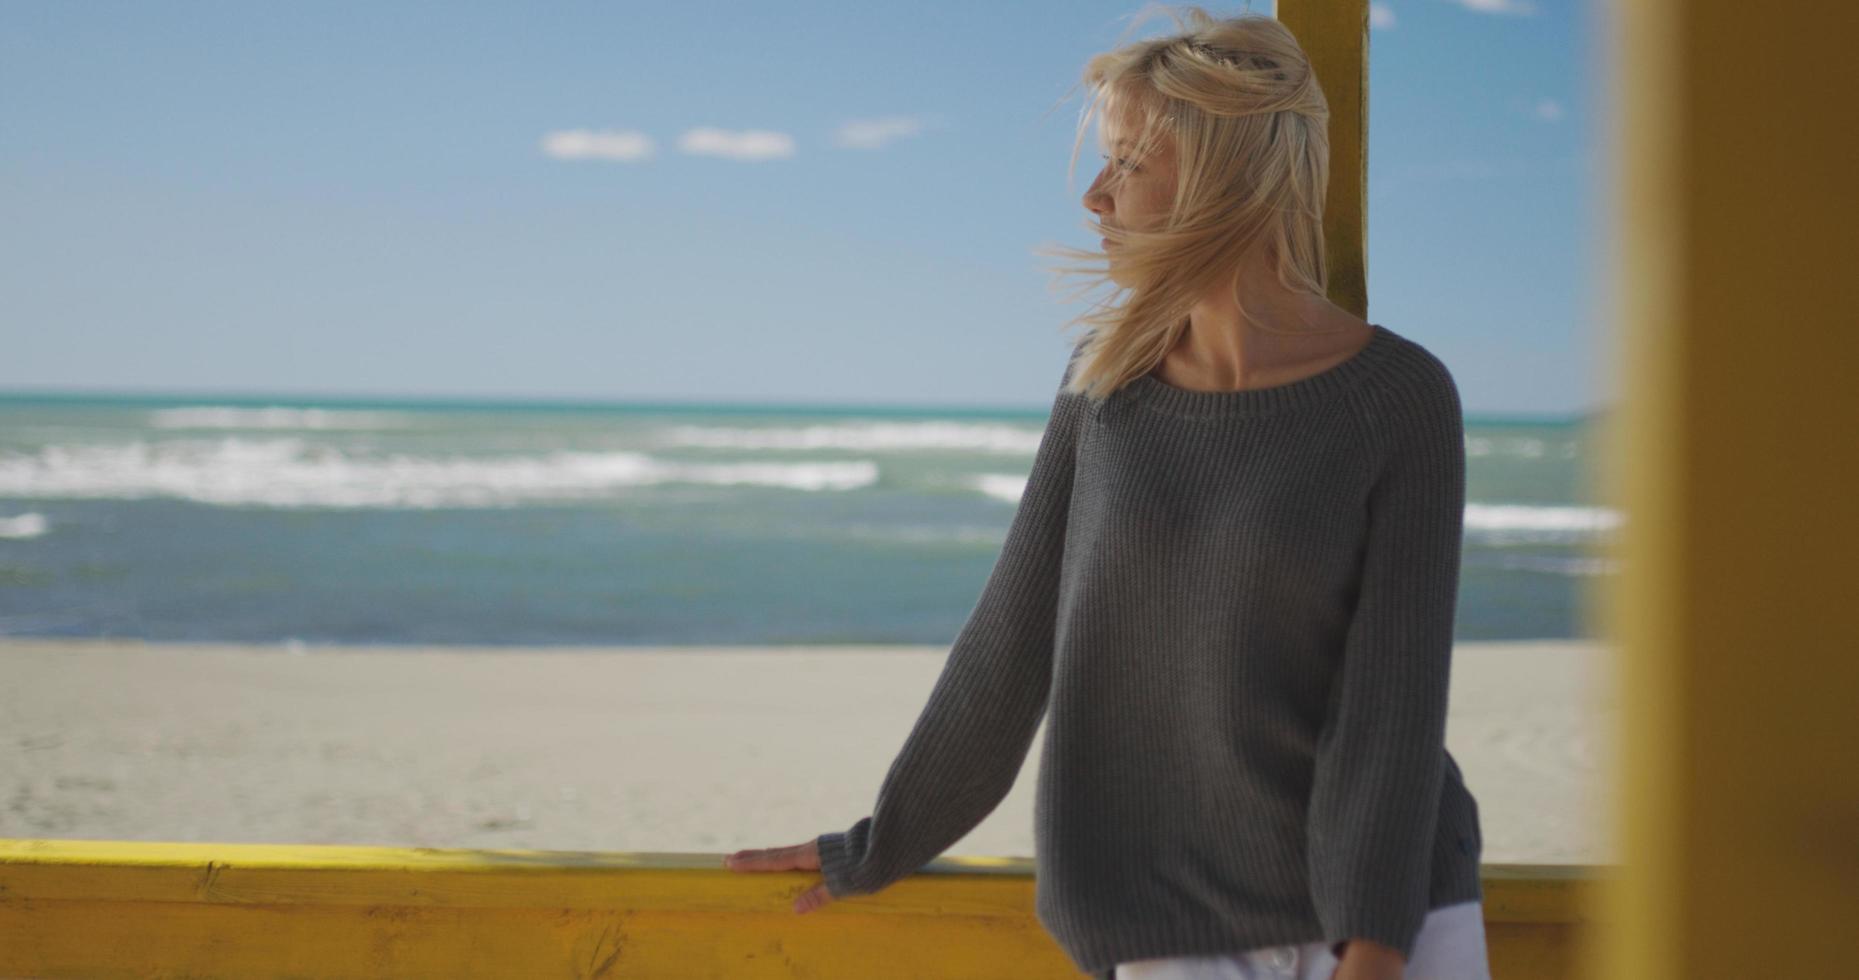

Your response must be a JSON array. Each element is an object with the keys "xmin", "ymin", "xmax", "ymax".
[{"xmin": 1082, "ymin": 100, "xmax": 1177, "ymax": 276}]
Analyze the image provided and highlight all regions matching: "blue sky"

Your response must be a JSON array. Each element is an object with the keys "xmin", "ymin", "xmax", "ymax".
[{"xmin": 1, "ymin": 0, "xmax": 1606, "ymax": 417}]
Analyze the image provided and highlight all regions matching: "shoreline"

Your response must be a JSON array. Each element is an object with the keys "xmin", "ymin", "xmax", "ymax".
[{"xmin": 0, "ymin": 637, "xmax": 1617, "ymax": 866}]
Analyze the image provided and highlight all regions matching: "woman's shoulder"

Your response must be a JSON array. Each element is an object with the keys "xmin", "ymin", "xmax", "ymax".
[
  {"xmin": 1346, "ymin": 326, "xmax": 1464, "ymax": 451},
  {"xmin": 1360, "ymin": 326, "xmax": 1460, "ymax": 404}
]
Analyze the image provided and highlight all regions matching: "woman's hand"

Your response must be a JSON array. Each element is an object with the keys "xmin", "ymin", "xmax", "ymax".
[
  {"xmin": 722, "ymin": 839, "xmax": 836, "ymax": 914},
  {"xmin": 1328, "ymin": 938, "xmax": 1405, "ymax": 980}
]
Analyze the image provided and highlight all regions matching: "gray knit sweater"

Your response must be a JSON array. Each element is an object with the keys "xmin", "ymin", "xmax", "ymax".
[{"xmin": 815, "ymin": 323, "xmax": 1483, "ymax": 978}]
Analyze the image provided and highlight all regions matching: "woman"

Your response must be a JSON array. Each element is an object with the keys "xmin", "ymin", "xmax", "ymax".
[{"xmin": 725, "ymin": 7, "xmax": 1490, "ymax": 979}]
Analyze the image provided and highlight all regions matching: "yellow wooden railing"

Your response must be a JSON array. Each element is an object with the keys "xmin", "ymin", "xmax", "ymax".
[{"xmin": 0, "ymin": 839, "xmax": 1600, "ymax": 978}]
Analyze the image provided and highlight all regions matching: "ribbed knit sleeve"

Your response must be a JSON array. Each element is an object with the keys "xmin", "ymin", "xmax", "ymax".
[
  {"xmin": 1306, "ymin": 360, "xmax": 1467, "ymax": 962},
  {"xmin": 815, "ymin": 349, "xmax": 1086, "ymax": 899}
]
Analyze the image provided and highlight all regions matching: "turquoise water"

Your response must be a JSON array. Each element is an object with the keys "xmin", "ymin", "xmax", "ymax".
[{"xmin": 0, "ymin": 392, "xmax": 1615, "ymax": 645}]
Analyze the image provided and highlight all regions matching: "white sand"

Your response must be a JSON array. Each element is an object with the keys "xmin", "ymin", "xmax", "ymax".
[{"xmin": 0, "ymin": 638, "xmax": 1615, "ymax": 866}]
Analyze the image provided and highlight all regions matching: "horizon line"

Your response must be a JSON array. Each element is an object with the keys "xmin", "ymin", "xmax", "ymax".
[{"xmin": 0, "ymin": 383, "xmax": 1606, "ymax": 424}]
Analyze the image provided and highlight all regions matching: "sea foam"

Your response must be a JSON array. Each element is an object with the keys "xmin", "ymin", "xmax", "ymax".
[
  {"xmin": 148, "ymin": 406, "xmax": 413, "ymax": 430},
  {"xmin": 0, "ymin": 512, "xmax": 50, "ymax": 539},
  {"xmin": 1463, "ymin": 502, "xmax": 1621, "ymax": 543},
  {"xmin": 0, "ymin": 438, "xmax": 878, "ymax": 508},
  {"xmin": 660, "ymin": 419, "xmax": 1042, "ymax": 454}
]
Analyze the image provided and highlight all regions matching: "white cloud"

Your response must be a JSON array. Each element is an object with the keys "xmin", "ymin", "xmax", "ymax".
[
  {"xmin": 540, "ymin": 128, "xmax": 656, "ymax": 162},
  {"xmin": 833, "ymin": 116, "xmax": 926, "ymax": 150},
  {"xmin": 1370, "ymin": 3, "xmax": 1397, "ymax": 29},
  {"xmin": 1535, "ymin": 97, "xmax": 1566, "ymax": 121},
  {"xmin": 677, "ymin": 127, "xmax": 796, "ymax": 161},
  {"xmin": 1447, "ymin": 0, "xmax": 1537, "ymax": 14}
]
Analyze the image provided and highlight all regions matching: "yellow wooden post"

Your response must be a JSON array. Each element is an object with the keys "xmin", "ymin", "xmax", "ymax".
[
  {"xmin": 1275, "ymin": 0, "xmax": 1369, "ymax": 320},
  {"xmin": 1590, "ymin": 0, "xmax": 1859, "ymax": 976}
]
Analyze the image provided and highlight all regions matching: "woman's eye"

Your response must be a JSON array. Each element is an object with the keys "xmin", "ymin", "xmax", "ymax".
[{"xmin": 1098, "ymin": 153, "xmax": 1138, "ymax": 173}]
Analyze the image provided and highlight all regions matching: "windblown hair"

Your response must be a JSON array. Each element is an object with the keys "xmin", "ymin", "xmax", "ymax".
[{"xmin": 1038, "ymin": 5, "xmax": 1334, "ymax": 402}]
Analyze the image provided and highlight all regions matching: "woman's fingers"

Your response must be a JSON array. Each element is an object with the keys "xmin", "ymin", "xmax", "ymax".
[
  {"xmin": 722, "ymin": 840, "xmax": 819, "ymax": 872},
  {"xmin": 723, "ymin": 842, "xmax": 835, "ymax": 914},
  {"xmin": 793, "ymin": 880, "xmax": 834, "ymax": 915}
]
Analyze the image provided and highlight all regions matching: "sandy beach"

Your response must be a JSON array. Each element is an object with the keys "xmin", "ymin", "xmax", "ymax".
[{"xmin": 0, "ymin": 638, "xmax": 1616, "ymax": 867}]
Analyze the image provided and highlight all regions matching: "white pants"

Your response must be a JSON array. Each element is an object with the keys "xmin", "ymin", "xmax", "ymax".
[{"xmin": 1113, "ymin": 900, "xmax": 1491, "ymax": 980}]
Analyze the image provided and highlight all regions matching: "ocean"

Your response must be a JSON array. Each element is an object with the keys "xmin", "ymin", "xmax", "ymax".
[{"xmin": 0, "ymin": 392, "xmax": 1616, "ymax": 646}]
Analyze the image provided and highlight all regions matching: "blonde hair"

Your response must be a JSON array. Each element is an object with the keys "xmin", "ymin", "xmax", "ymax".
[{"xmin": 1037, "ymin": 5, "xmax": 1334, "ymax": 402}]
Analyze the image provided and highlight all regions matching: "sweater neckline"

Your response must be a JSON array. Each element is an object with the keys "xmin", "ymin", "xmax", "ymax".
[{"xmin": 1122, "ymin": 323, "xmax": 1397, "ymax": 418}]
